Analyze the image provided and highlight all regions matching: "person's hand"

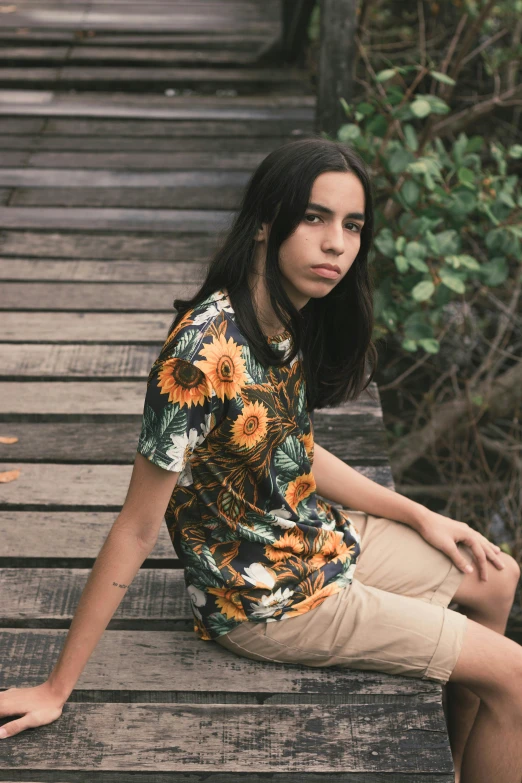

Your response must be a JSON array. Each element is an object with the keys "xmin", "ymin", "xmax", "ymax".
[
  {"xmin": 415, "ymin": 510, "xmax": 506, "ymax": 582},
  {"xmin": 0, "ymin": 682, "xmax": 65, "ymax": 739}
]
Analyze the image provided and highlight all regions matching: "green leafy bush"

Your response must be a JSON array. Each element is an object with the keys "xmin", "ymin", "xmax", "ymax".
[{"xmin": 337, "ymin": 89, "xmax": 521, "ymax": 354}]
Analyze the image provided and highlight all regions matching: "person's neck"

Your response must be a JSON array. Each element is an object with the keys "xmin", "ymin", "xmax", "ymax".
[{"xmin": 249, "ymin": 273, "xmax": 288, "ymax": 338}]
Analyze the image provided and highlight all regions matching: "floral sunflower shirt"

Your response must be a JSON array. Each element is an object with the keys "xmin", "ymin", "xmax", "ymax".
[{"xmin": 136, "ymin": 288, "xmax": 361, "ymax": 641}]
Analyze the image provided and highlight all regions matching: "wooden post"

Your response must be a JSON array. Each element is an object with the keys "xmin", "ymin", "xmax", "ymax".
[
  {"xmin": 281, "ymin": 0, "xmax": 317, "ymax": 64},
  {"xmin": 315, "ymin": 0, "xmax": 358, "ymax": 138}
]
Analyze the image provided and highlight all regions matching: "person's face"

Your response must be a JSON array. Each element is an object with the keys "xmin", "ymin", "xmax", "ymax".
[{"xmin": 254, "ymin": 170, "xmax": 366, "ymax": 311}]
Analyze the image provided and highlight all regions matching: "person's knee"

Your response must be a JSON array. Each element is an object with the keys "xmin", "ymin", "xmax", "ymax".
[
  {"xmin": 449, "ymin": 616, "xmax": 522, "ymax": 709},
  {"xmin": 487, "ymin": 553, "xmax": 520, "ymax": 608},
  {"xmin": 455, "ymin": 552, "xmax": 520, "ymax": 617}
]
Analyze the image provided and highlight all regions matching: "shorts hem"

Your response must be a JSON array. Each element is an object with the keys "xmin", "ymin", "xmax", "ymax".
[{"xmin": 422, "ymin": 606, "xmax": 468, "ymax": 683}]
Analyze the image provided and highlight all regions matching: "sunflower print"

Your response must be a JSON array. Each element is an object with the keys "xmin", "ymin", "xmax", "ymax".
[
  {"xmin": 195, "ymin": 332, "xmax": 247, "ymax": 401},
  {"xmin": 136, "ymin": 288, "xmax": 361, "ymax": 641},
  {"xmin": 231, "ymin": 400, "xmax": 269, "ymax": 450}
]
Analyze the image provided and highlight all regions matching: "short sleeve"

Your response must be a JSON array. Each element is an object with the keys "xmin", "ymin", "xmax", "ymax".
[{"xmin": 137, "ymin": 357, "xmax": 225, "ymax": 482}]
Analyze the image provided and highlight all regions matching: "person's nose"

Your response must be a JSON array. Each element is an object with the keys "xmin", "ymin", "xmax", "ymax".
[{"xmin": 322, "ymin": 222, "xmax": 345, "ymax": 255}]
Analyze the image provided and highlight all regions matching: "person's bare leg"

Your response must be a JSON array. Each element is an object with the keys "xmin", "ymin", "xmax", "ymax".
[
  {"xmin": 447, "ymin": 612, "xmax": 522, "ymax": 783},
  {"xmin": 446, "ymin": 554, "xmax": 520, "ymax": 781},
  {"xmin": 446, "ymin": 601, "xmax": 510, "ymax": 780}
]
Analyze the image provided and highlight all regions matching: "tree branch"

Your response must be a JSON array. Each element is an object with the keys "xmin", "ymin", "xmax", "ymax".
[{"xmin": 389, "ymin": 359, "xmax": 522, "ymax": 476}]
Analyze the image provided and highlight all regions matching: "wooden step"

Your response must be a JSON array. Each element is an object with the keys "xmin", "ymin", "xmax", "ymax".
[
  {"xmin": 0, "ymin": 67, "xmax": 312, "ymax": 96},
  {"xmin": 0, "ymin": 463, "xmax": 393, "ymax": 509}
]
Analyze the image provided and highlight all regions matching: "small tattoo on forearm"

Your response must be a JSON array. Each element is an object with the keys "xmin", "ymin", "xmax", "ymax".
[{"xmin": 112, "ymin": 581, "xmax": 129, "ymax": 589}]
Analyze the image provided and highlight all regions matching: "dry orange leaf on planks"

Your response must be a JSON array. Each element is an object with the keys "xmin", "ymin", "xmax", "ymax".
[
  {"xmin": 0, "ymin": 436, "xmax": 18, "ymax": 444},
  {"xmin": 0, "ymin": 470, "xmax": 21, "ymax": 483}
]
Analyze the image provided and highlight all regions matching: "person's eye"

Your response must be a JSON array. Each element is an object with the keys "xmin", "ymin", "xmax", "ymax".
[
  {"xmin": 304, "ymin": 214, "xmax": 321, "ymax": 223},
  {"xmin": 346, "ymin": 222, "xmax": 361, "ymax": 232}
]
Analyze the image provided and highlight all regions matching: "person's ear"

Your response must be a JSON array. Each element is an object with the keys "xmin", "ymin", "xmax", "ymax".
[{"xmin": 254, "ymin": 222, "xmax": 269, "ymax": 242}]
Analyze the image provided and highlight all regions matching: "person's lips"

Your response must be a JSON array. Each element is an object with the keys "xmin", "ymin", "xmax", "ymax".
[{"xmin": 311, "ymin": 263, "xmax": 341, "ymax": 279}]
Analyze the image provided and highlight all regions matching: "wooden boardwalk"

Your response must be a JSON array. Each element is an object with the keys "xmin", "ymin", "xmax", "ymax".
[{"xmin": 0, "ymin": 2, "xmax": 455, "ymax": 780}]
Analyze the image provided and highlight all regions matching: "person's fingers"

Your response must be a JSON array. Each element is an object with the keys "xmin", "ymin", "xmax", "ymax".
[
  {"xmin": 465, "ymin": 539, "xmax": 489, "ymax": 581},
  {"xmin": 450, "ymin": 543, "xmax": 476, "ymax": 575},
  {"xmin": 0, "ymin": 715, "xmax": 34, "ymax": 739}
]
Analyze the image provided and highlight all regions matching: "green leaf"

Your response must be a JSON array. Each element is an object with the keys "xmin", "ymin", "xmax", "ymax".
[
  {"xmin": 403, "ymin": 313, "xmax": 433, "ymax": 340},
  {"xmin": 466, "ymin": 136, "xmax": 483, "ymax": 153},
  {"xmin": 338, "ymin": 123, "xmax": 360, "ymax": 142},
  {"xmin": 381, "ymin": 307, "xmax": 398, "ymax": 329},
  {"xmin": 339, "ymin": 97, "xmax": 352, "ymax": 117},
  {"xmin": 375, "ymin": 228, "xmax": 396, "ymax": 257},
  {"xmin": 458, "ymin": 167, "xmax": 475, "ymax": 186},
  {"xmin": 422, "ymin": 95, "xmax": 451, "ymax": 115},
  {"xmin": 411, "ymin": 98, "xmax": 431, "ymax": 118},
  {"xmin": 446, "ymin": 254, "xmax": 481, "ymax": 270},
  {"xmin": 401, "ymin": 338, "xmax": 418, "ymax": 352},
  {"xmin": 411, "ymin": 280, "xmax": 435, "ymax": 301},
  {"xmin": 418, "ymin": 338, "xmax": 440, "ymax": 353},
  {"xmin": 486, "ymin": 228, "xmax": 510, "ymax": 253},
  {"xmin": 451, "ymin": 189, "xmax": 477, "ymax": 215},
  {"xmin": 394, "ymin": 254, "xmax": 409, "ymax": 273},
  {"xmin": 430, "ymin": 70, "xmax": 456, "ymax": 86},
  {"xmin": 408, "ymin": 257, "xmax": 430, "ymax": 272},
  {"xmin": 403, "ymin": 124, "xmax": 418, "ymax": 151},
  {"xmin": 405, "ymin": 241, "xmax": 428, "ymax": 260},
  {"xmin": 388, "ymin": 147, "xmax": 415, "ymax": 174},
  {"xmin": 499, "ymin": 191, "xmax": 516, "ymax": 208},
  {"xmin": 433, "ymin": 229, "xmax": 460, "ymax": 255},
  {"xmin": 508, "ymin": 144, "xmax": 522, "ymax": 159},
  {"xmin": 395, "ymin": 236, "xmax": 407, "ymax": 253},
  {"xmin": 401, "ymin": 179, "xmax": 420, "ymax": 206},
  {"xmin": 439, "ymin": 269, "xmax": 466, "ymax": 294},
  {"xmin": 356, "ymin": 101, "xmax": 375, "ymax": 116},
  {"xmin": 366, "ymin": 114, "xmax": 388, "ymax": 137},
  {"xmin": 375, "ymin": 68, "xmax": 396, "ymax": 82},
  {"xmin": 479, "ymin": 258, "xmax": 509, "ymax": 286}
]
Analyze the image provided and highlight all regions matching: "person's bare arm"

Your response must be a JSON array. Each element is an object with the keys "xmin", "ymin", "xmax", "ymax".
[
  {"xmin": 0, "ymin": 453, "xmax": 179, "ymax": 739},
  {"xmin": 312, "ymin": 442, "xmax": 428, "ymax": 530}
]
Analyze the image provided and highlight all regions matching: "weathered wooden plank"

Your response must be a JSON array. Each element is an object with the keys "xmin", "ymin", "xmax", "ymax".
[
  {"xmin": 0, "ymin": 282, "xmax": 199, "ymax": 309},
  {"xmin": 2, "ymin": 312, "xmax": 175, "ymax": 341},
  {"xmin": 9, "ymin": 187, "xmax": 244, "ymax": 210},
  {"xmin": 0, "ymin": 463, "xmax": 393, "ymax": 508},
  {"xmin": 0, "ymin": 151, "xmax": 30, "ymax": 166},
  {"xmin": 0, "ymin": 188, "xmax": 11, "ymax": 205},
  {"xmin": 0, "ymin": 344, "xmax": 160, "ymax": 377},
  {"xmin": 0, "ymin": 629, "xmax": 442, "ymax": 697},
  {"xmin": 0, "ymin": 381, "xmax": 383, "ymax": 417},
  {"xmin": 17, "ymin": 151, "xmax": 270, "ymax": 170},
  {"xmin": 0, "ymin": 701, "xmax": 454, "ymax": 774},
  {"xmin": 0, "ymin": 511, "xmax": 173, "ymax": 560},
  {"xmin": 0, "ymin": 381, "xmax": 149, "ymax": 415},
  {"xmin": 0, "ymin": 776, "xmax": 457, "ymax": 783},
  {"xmin": 0, "ymin": 60, "xmax": 307, "ymax": 85},
  {"xmin": 0, "ymin": 568, "xmax": 188, "ymax": 621},
  {"xmin": 0, "ymin": 91, "xmax": 315, "ymax": 121},
  {"xmin": 0, "ymin": 421, "xmax": 388, "ymax": 465},
  {"xmin": 0, "ymin": 231, "xmax": 219, "ymax": 259},
  {"xmin": 0, "ymin": 46, "xmax": 261, "ymax": 66},
  {"xmin": 41, "ymin": 117, "xmax": 313, "ymax": 136},
  {"xmin": 0, "ymin": 133, "xmax": 278, "ymax": 150},
  {"xmin": 0, "ymin": 32, "xmax": 274, "ymax": 50},
  {"xmin": 0, "ymin": 207, "xmax": 235, "ymax": 231},
  {"xmin": 0, "ymin": 259, "xmax": 207, "ymax": 283},
  {"xmin": 0, "ymin": 10, "xmax": 279, "ymax": 35},
  {"xmin": 0, "ymin": 118, "xmax": 46, "ymax": 133}
]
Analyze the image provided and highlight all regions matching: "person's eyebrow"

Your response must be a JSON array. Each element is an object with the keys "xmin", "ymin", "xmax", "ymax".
[{"xmin": 307, "ymin": 202, "xmax": 365, "ymax": 222}]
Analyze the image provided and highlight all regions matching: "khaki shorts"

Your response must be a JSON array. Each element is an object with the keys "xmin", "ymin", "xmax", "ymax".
[{"xmin": 215, "ymin": 511, "xmax": 473, "ymax": 683}]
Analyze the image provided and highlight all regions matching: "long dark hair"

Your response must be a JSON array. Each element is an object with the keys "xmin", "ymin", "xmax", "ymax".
[{"xmin": 166, "ymin": 135, "xmax": 378, "ymax": 411}]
